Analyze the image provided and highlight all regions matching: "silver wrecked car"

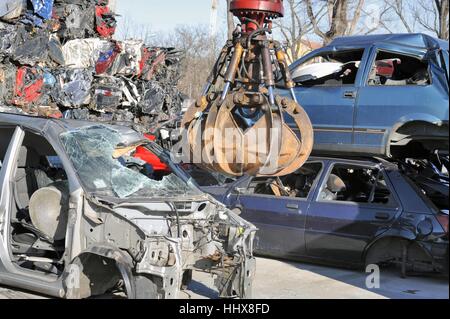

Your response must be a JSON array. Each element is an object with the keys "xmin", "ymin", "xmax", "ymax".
[{"xmin": 0, "ymin": 113, "xmax": 256, "ymax": 299}]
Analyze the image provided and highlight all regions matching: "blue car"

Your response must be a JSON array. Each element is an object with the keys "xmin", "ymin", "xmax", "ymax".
[
  {"xmin": 280, "ymin": 34, "xmax": 449, "ymax": 159},
  {"xmin": 198, "ymin": 157, "xmax": 449, "ymax": 275}
]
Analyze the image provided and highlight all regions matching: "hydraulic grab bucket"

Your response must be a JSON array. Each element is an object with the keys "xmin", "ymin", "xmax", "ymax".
[{"xmin": 182, "ymin": 0, "xmax": 313, "ymax": 177}]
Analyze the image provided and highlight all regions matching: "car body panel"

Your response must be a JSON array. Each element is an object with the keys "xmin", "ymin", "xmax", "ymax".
[
  {"xmin": 286, "ymin": 46, "xmax": 371, "ymax": 150},
  {"xmin": 279, "ymin": 33, "xmax": 449, "ymax": 157},
  {"xmin": 201, "ymin": 157, "xmax": 448, "ymax": 271},
  {"xmin": 304, "ymin": 159, "xmax": 402, "ymax": 263},
  {"xmin": 238, "ymin": 194, "xmax": 308, "ymax": 257}
]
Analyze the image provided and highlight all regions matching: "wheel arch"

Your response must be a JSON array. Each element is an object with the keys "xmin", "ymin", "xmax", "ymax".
[
  {"xmin": 63, "ymin": 245, "xmax": 136, "ymax": 299},
  {"xmin": 363, "ymin": 226, "xmax": 417, "ymax": 264},
  {"xmin": 363, "ymin": 231, "xmax": 433, "ymax": 266},
  {"xmin": 386, "ymin": 113, "xmax": 448, "ymax": 158}
]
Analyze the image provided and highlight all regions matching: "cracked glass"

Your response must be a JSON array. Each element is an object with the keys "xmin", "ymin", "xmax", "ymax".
[{"xmin": 60, "ymin": 125, "xmax": 192, "ymax": 198}]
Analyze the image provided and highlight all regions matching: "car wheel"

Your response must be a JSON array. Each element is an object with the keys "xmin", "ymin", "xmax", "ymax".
[{"xmin": 133, "ymin": 275, "xmax": 159, "ymax": 299}]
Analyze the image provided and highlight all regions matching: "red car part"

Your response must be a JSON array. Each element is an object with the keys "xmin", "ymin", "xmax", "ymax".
[
  {"xmin": 95, "ymin": 0, "xmax": 116, "ymax": 38},
  {"xmin": 95, "ymin": 41, "xmax": 121, "ymax": 75},
  {"xmin": 134, "ymin": 134, "xmax": 170, "ymax": 172},
  {"xmin": 139, "ymin": 48, "xmax": 167, "ymax": 81},
  {"xmin": 13, "ymin": 66, "xmax": 44, "ymax": 107}
]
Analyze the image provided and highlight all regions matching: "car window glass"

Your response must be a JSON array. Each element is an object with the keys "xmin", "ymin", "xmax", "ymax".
[
  {"xmin": 292, "ymin": 49, "xmax": 364, "ymax": 87},
  {"xmin": 248, "ymin": 162, "xmax": 323, "ymax": 198},
  {"xmin": 368, "ymin": 51, "xmax": 431, "ymax": 86},
  {"xmin": 319, "ymin": 164, "xmax": 394, "ymax": 206},
  {"xmin": 60, "ymin": 125, "xmax": 198, "ymax": 199}
]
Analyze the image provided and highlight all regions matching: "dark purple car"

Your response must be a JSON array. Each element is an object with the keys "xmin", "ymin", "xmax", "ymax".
[{"xmin": 194, "ymin": 157, "xmax": 449, "ymax": 276}]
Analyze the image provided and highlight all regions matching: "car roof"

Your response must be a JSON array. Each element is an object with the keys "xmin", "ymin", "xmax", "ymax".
[
  {"xmin": 0, "ymin": 112, "xmax": 140, "ymax": 137},
  {"xmin": 307, "ymin": 156, "xmax": 397, "ymax": 169},
  {"xmin": 328, "ymin": 33, "xmax": 449, "ymax": 51},
  {"xmin": 0, "ymin": 112, "xmax": 93, "ymax": 131}
]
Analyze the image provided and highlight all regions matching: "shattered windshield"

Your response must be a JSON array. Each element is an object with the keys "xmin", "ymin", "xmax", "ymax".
[{"xmin": 60, "ymin": 125, "xmax": 195, "ymax": 199}]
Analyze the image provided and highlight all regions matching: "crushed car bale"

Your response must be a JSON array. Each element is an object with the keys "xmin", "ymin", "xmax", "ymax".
[{"xmin": 0, "ymin": 0, "xmax": 185, "ymax": 132}]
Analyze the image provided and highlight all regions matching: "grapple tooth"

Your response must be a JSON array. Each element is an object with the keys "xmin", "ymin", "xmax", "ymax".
[
  {"xmin": 269, "ymin": 95, "xmax": 314, "ymax": 176},
  {"xmin": 182, "ymin": 93, "xmax": 313, "ymax": 177}
]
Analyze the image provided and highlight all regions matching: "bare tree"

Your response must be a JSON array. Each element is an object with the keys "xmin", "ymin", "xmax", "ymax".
[
  {"xmin": 383, "ymin": 0, "xmax": 416, "ymax": 33},
  {"xmin": 305, "ymin": 0, "xmax": 367, "ymax": 44},
  {"xmin": 414, "ymin": 0, "xmax": 449, "ymax": 40},
  {"xmin": 116, "ymin": 16, "xmax": 155, "ymax": 43},
  {"xmin": 384, "ymin": 0, "xmax": 449, "ymax": 40},
  {"xmin": 358, "ymin": 1, "xmax": 393, "ymax": 35},
  {"xmin": 163, "ymin": 25, "xmax": 222, "ymax": 98},
  {"xmin": 275, "ymin": 0, "xmax": 314, "ymax": 63}
]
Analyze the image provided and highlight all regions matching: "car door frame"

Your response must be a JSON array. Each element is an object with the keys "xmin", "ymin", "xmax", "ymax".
[
  {"xmin": 353, "ymin": 44, "xmax": 443, "ymax": 155},
  {"xmin": 234, "ymin": 161, "xmax": 326, "ymax": 257},
  {"xmin": 0, "ymin": 126, "xmax": 24, "ymax": 275},
  {"xmin": 306, "ymin": 159, "xmax": 403, "ymax": 264},
  {"xmin": 289, "ymin": 45, "xmax": 373, "ymax": 153},
  {"xmin": 0, "ymin": 125, "xmax": 65, "ymax": 296}
]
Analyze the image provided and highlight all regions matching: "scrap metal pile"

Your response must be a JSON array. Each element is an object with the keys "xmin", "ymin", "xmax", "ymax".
[{"xmin": 0, "ymin": 0, "xmax": 185, "ymax": 132}]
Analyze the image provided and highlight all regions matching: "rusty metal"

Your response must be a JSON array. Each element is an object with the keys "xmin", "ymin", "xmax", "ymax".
[{"xmin": 182, "ymin": 0, "xmax": 313, "ymax": 177}]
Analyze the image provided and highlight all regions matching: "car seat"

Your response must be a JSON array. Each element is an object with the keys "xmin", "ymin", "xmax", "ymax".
[
  {"xmin": 12, "ymin": 146, "xmax": 61, "ymax": 254},
  {"xmin": 384, "ymin": 59, "xmax": 408, "ymax": 86},
  {"xmin": 14, "ymin": 146, "xmax": 44, "ymax": 210},
  {"xmin": 319, "ymin": 174, "xmax": 346, "ymax": 201},
  {"xmin": 294, "ymin": 174, "xmax": 309, "ymax": 197}
]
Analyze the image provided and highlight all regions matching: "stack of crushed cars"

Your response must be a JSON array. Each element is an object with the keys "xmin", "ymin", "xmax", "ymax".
[{"xmin": 0, "ymin": 0, "xmax": 185, "ymax": 132}]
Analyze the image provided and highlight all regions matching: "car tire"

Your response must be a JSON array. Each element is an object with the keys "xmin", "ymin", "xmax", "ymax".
[{"xmin": 133, "ymin": 275, "xmax": 159, "ymax": 299}]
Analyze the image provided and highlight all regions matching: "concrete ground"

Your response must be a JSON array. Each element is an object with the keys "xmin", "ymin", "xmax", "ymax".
[
  {"xmin": 1, "ymin": 257, "xmax": 448, "ymax": 299},
  {"xmin": 185, "ymin": 257, "xmax": 449, "ymax": 299}
]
